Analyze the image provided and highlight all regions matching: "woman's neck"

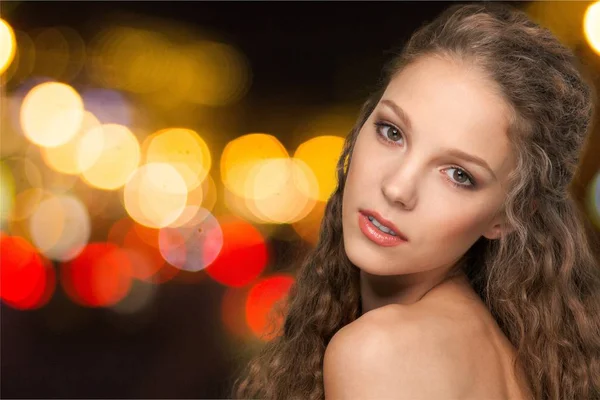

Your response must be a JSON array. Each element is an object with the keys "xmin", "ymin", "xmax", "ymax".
[{"xmin": 359, "ymin": 261, "xmax": 469, "ymax": 315}]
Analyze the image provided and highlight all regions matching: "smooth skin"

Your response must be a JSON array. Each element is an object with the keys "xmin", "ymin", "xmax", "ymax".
[
  {"xmin": 328, "ymin": 55, "xmax": 533, "ymax": 399},
  {"xmin": 323, "ymin": 276, "xmax": 534, "ymax": 399}
]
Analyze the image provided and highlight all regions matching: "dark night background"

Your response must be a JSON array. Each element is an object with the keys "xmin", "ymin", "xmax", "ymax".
[{"xmin": 3, "ymin": 1, "xmax": 599, "ymax": 399}]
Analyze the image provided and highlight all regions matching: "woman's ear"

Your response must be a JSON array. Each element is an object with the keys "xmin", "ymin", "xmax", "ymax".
[
  {"xmin": 482, "ymin": 199, "xmax": 535, "ymax": 240},
  {"xmin": 483, "ymin": 225, "xmax": 505, "ymax": 240},
  {"xmin": 482, "ymin": 214, "xmax": 513, "ymax": 240}
]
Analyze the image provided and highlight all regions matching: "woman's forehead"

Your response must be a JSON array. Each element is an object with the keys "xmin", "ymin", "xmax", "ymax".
[{"xmin": 378, "ymin": 58, "xmax": 515, "ymax": 180}]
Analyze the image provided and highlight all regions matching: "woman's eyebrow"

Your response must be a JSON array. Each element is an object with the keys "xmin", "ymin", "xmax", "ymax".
[
  {"xmin": 381, "ymin": 99, "xmax": 413, "ymax": 133},
  {"xmin": 380, "ymin": 98, "xmax": 497, "ymax": 181},
  {"xmin": 442, "ymin": 147, "xmax": 497, "ymax": 180}
]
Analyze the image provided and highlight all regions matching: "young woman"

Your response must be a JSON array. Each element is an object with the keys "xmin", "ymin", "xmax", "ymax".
[{"xmin": 231, "ymin": 3, "xmax": 600, "ymax": 399}]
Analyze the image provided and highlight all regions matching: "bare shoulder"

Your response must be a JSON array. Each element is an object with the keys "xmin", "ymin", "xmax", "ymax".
[
  {"xmin": 417, "ymin": 282, "xmax": 534, "ymax": 400},
  {"xmin": 323, "ymin": 304, "xmax": 473, "ymax": 399}
]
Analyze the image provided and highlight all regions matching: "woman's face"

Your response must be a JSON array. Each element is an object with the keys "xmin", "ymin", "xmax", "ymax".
[{"xmin": 342, "ymin": 55, "xmax": 515, "ymax": 277}]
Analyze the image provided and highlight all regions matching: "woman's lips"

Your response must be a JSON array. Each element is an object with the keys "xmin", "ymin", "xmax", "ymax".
[
  {"xmin": 358, "ymin": 209, "xmax": 408, "ymax": 241},
  {"xmin": 358, "ymin": 212, "xmax": 408, "ymax": 247}
]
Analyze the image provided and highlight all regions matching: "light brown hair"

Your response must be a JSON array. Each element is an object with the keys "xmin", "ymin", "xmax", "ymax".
[{"xmin": 231, "ymin": 3, "xmax": 600, "ymax": 399}]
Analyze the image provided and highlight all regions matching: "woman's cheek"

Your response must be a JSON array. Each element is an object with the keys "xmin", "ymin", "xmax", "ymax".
[{"xmin": 429, "ymin": 209, "xmax": 487, "ymax": 244}]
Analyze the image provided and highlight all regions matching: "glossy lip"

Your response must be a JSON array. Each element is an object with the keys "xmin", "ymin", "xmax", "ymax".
[
  {"xmin": 358, "ymin": 209, "xmax": 409, "ymax": 241},
  {"xmin": 358, "ymin": 213, "xmax": 407, "ymax": 247}
]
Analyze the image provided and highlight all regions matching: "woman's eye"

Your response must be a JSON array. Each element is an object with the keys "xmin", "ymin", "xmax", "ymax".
[
  {"xmin": 444, "ymin": 167, "xmax": 476, "ymax": 189},
  {"xmin": 374, "ymin": 122, "xmax": 404, "ymax": 145}
]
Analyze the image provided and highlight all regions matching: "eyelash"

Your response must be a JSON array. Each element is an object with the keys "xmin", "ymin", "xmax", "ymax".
[{"xmin": 373, "ymin": 121, "xmax": 477, "ymax": 190}]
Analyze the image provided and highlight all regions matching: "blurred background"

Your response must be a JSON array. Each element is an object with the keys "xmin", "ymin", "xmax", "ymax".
[{"xmin": 1, "ymin": 1, "xmax": 599, "ymax": 398}]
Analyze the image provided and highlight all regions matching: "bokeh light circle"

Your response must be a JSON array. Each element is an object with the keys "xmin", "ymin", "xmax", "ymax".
[
  {"xmin": 20, "ymin": 81, "xmax": 85, "ymax": 148},
  {"xmin": 61, "ymin": 242, "xmax": 133, "ymax": 307},
  {"xmin": 145, "ymin": 127, "xmax": 212, "ymax": 190},
  {"xmin": 0, "ymin": 235, "xmax": 48, "ymax": 308},
  {"xmin": 158, "ymin": 208, "xmax": 223, "ymax": 272},
  {"xmin": 122, "ymin": 222, "xmax": 169, "ymax": 282},
  {"xmin": 31, "ymin": 27, "xmax": 71, "ymax": 80},
  {"xmin": 585, "ymin": 169, "xmax": 600, "ymax": 229},
  {"xmin": 181, "ymin": 40, "xmax": 252, "ymax": 106},
  {"xmin": 0, "ymin": 18, "xmax": 16, "ymax": 75},
  {"xmin": 246, "ymin": 157, "xmax": 318, "ymax": 224},
  {"xmin": 0, "ymin": 161, "xmax": 15, "ymax": 230},
  {"xmin": 29, "ymin": 193, "xmax": 91, "ymax": 261},
  {"xmin": 40, "ymin": 111, "xmax": 102, "ymax": 175},
  {"xmin": 294, "ymin": 135, "xmax": 345, "ymax": 202},
  {"xmin": 4, "ymin": 30, "xmax": 35, "ymax": 86},
  {"xmin": 10, "ymin": 187, "xmax": 49, "ymax": 221},
  {"xmin": 124, "ymin": 162, "xmax": 188, "ymax": 229},
  {"xmin": 291, "ymin": 200, "xmax": 327, "ymax": 246},
  {"xmin": 245, "ymin": 275, "xmax": 295, "ymax": 341},
  {"xmin": 79, "ymin": 123, "xmax": 140, "ymax": 190},
  {"xmin": 221, "ymin": 133, "xmax": 289, "ymax": 199},
  {"xmin": 204, "ymin": 216, "xmax": 268, "ymax": 287},
  {"xmin": 584, "ymin": 1, "xmax": 600, "ymax": 55}
]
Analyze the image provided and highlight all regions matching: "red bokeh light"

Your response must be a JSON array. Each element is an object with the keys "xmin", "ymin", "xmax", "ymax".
[
  {"xmin": 245, "ymin": 274, "xmax": 295, "ymax": 341},
  {"xmin": 1, "ymin": 235, "xmax": 55, "ymax": 309},
  {"xmin": 61, "ymin": 242, "xmax": 133, "ymax": 307},
  {"xmin": 205, "ymin": 216, "xmax": 268, "ymax": 288},
  {"xmin": 108, "ymin": 217, "xmax": 178, "ymax": 283},
  {"xmin": 123, "ymin": 224, "xmax": 170, "ymax": 281}
]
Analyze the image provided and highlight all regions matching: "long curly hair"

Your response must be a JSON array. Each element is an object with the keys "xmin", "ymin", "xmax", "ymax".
[{"xmin": 230, "ymin": 3, "xmax": 600, "ymax": 399}]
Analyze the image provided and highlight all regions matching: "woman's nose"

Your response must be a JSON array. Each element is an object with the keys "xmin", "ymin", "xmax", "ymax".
[{"xmin": 381, "ymin": 165, "xmax": 418, "ymax": 210}]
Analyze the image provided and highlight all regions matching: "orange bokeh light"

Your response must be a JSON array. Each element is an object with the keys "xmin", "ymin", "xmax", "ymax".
[
  {"xmin": 108, "ymin": 217, "xmax": 178, "ymax": 283},
  {"xmin": 124, "ymin": 223, "xmax": 178, "ymax": 283}
]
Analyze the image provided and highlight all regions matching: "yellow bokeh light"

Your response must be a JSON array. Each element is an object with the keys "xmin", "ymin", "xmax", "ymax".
[
  {"xmin": 32, "ymin": 27, "xmax": 69, "ymax": 80},
  {"xmin": 294, "ymin": 135, "xmax": 345, "ymax": 202},
  {"xmin": 29, "ymin": 26, "xmax": 86, "ymax": 82},
  {"xmin": 176, "ymin": 41, "xmax": 251, "ymax": 106},
  {"xmin": 20, "ymin": 81, "xmax": 85, "ymax": 148},
  {"xmin": 295, "ymin": 108, "xmax": 356, "ymax": 141},
  {"xmin": 79, "ymin": 124, "xmax": 140, "ymax": 190},
  {"xmin": 2, "ymin": 29, "xmax": 35, "ymax": 86},
  {"xmin": 584, "ymin": 1, "xmax": 600, "ymax": 55},
  {"xmin": 223, "ymin": 184, "xmax": 271, "ymax": 225},
  {"xmin": 124, "ymin": 163, "xmax": 188, "ymax": 229},
  {"xmin": 10, "ymin": 188, "xmax": 48, "ymax": 221},
  {"xmin": 29, "ymin": 193, "xmax": 91, "ymax": 261},
  {"xmin": 0, "ymin": 161, "xmax": 15, "ymax": 231},
  {"xmin": 0, "ymin": 19, "xmax": 16, "ymax": 75},
  {"xmin": 89, "ymin": 27, "xmax": 173, "ymax": 93},
  {"xmin": 166, "ymin": 186, "xmax": 204, "ymax": 228},
  {"xmin": 24, "ymin": 142, "xmax": 77, "ymax": 193},
  {"xmin": 188, "ymin": 41, "xmax": 250, "ymax": 106},
  {"xmin": 5, "ymin": 155, "xmax": 43, "ymax": 189},
  {"xmin": 199, "ymin": 173, "xmax": 217, "ymax": 213},
  {"xmin": 526, "ymin": 1, "xmax": 592, "ymax": 49},
  {"xmin": 292, "ymin": 200, "xmax": 326, "ymax": 246},
  {"xmin": 1, "ymin": 95, "xmax": 28, "ymax": 157},
  {"xmin": 40, "ymin": 111, "xmax": 102, "ymax": 175},
  {"xmin": 144, "ymin": 128, "xmax": 212, "ymax": 190},
  {"xmin": 247, "ymin": 158, "xmax": 318, "ymax": 224},
  {"xmin": 221, "ymin": 133, "xmax": 289, "ymax": 199}
]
